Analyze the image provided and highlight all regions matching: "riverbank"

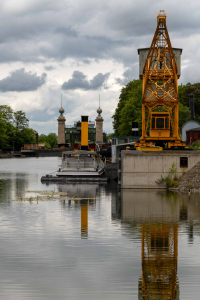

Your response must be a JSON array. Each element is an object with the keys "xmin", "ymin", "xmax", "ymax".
[
  {"xmin": 170, "ymin": 161, "xmax": 200, "ymax": 193},
  {"xmin": 0, "ymin": 153, "xmax": 14, "ymax": 158}
]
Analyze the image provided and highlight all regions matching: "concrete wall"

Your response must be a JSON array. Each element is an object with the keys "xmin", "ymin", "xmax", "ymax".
[{"xmin": 121, "ymin": 150, "xmax": 200, "ymax": 189}]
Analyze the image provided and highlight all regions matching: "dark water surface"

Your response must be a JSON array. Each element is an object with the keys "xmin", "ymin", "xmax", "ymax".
[{"xmin": 0, "ymin": 157, "xmax": 200, "ymax": 299}]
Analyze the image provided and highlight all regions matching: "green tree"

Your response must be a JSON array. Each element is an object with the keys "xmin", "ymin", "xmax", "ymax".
[
  {"xmin": 0, "ymin": 106, "xmax": 15, "ymax": 151},
  {"xmin": 13, "ymin": 110, "xmax": 31, "ymax": 150},
  {"xmin": 112, "ymin": 80, "xmax": 142, "ymax": 136},
  {"xmin": 13, "ymin": 111, "xmax": 29, "ymax": 130},
  {"xmin": 45, "ymin": 133, "xmax": 58, "ymax": 149},
  {"xmin": 38, "ymin": 134, "xmax": 51, "ymax": 149},
  {"xmin": 0, "ymin": 105, "xmax": 36, "ymax": 151},
  {"xmin": 178, "ymin": 82, "xmax": 200, "ymax": 122}
]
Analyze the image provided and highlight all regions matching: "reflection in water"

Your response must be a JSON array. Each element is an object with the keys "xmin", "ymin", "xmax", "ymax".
[
  {"xmin": 139, "ymin": 224, "xmax": 179, "ymax": 300},
  {"xmin": 81, "ymin": 200, "xmax": 88, "ymax": 238},
  {"xmin": 54, "ymin": 183, "xmax": 104, "ymax": 239},
  {"xmin": 1, "ymin": 158, "xmax": 200, "ymax": 299},
  {"xmin": 111, "ymin": 190, "xmax": 200, "ymax": 300}
]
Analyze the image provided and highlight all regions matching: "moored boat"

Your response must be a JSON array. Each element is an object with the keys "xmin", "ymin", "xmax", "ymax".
[{"xmin": 56, "ymin": 150, "xmax": 105, "ymax": 177}]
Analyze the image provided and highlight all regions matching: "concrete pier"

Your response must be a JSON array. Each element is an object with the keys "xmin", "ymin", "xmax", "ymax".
[{"xmin": 119, "ymin": 150, "xmax": 200, "ymax": 189}]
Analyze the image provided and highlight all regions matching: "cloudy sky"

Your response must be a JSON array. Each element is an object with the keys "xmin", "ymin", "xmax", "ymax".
[{"xmin": 0, "ymin": 0, "xmax": 200, "ymax": 134}]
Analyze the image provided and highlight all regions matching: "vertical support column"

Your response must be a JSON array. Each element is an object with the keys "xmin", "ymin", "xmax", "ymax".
[
  {"xmin": 57, "ymin": 117, "xmax": 66, "ymax": 147},
  {"xmin": 132, "ymin": 121, "xmax": 138, "ymax": 136},
  {"xmin": 81, "ymin": 116, "xmax": 88, "ymax": 150},
  {"xmin": 174, "ymin": 104, "xmax": 179, "ymax": 139},
  {"xmin": 141, "ymin": 104, "xmax": 146, "ymax": 140}
]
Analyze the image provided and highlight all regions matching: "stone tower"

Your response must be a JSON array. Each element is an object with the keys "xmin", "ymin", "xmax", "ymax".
[
  {"xmin": 57, "ymin": 104, "xmax": 66, "ymax": 147},
  {"xmin": 95, "ymin": 104, "xmax": 104, "ymax": 144}
]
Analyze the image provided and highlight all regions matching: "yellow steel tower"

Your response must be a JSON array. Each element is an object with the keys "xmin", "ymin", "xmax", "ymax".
[{"xmin": 136, "ymin": 11, "xmax": 185, "ymax": 149}]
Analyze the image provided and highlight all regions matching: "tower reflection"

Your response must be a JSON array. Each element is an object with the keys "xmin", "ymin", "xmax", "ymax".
[
  {"xmin": 81, "ymin": 200, "xmax": 88, "ymax": 238},
  {"xmin": 55, "ymin": 183, "xmax": 106, "ymax": 239},
  {"xmin": 139, "ymin": 223, "xmax": 179, "ymax": 300},
  {"xmin": 112, "ymin": 190, "xmax": 183, "ymax": 300}
]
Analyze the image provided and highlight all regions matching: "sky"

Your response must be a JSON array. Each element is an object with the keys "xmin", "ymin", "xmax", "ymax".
[{"xmin": 0, "ymin": 0, "xmax": 200, "ymax": 135}]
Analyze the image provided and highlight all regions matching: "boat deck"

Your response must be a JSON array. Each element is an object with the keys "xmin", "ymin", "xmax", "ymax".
[{"xmin": 41, "ymin": 175, "xmax": 108, "ymax": 182}]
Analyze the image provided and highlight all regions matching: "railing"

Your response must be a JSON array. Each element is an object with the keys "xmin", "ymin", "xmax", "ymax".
[{"xmin": 62, "ymin": 160, "xmax": 96, "ymax": 170}]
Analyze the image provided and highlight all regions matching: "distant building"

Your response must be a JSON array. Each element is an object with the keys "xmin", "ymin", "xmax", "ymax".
[
  {"xmin": 182, "ymin": 121, "xmax": 200, "ymax": 142},
  {"xmin": 65, "ymin": 121, "xmax": 96, "ymax": 147},
  {"xmin": 186, "ymin": 127, "xmax": 200, "ymax": 144}
]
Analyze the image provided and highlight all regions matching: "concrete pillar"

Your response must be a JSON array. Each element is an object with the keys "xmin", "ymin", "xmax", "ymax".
[
  {"xmin": 57, "ymin": 107, "xmax": 66, "ymax": 147},
  {"xmin": 95, "ymin": 106, "xmax": 104, "ymax": 144}
]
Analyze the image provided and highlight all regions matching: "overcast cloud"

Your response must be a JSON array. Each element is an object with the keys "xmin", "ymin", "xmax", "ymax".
[
  {"xmin": 0, "ymin": 0, "xmax": 200, "ymax": 134},
  {"xmin": 0, "ymin": 69, "xmax": 46, "ymax": 92},
  {"xmin": 62, "ymin": 71, "xmax": 110, "ymax": 90}
]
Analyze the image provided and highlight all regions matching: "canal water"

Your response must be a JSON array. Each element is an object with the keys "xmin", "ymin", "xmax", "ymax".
[{"xmin": 0, "ymin": 157, "xmax": 200, "ymax": 299}]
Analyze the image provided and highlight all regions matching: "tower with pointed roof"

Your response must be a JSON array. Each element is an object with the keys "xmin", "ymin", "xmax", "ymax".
[
  {"xmin": 57, "ymin": 100, "xmax": 66, "ymax": 147},
  {"xmin": 95, "ymin": 100, "xmax": 104, "ymax": 144}
]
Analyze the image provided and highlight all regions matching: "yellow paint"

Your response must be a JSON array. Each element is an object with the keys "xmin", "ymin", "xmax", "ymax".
[
  {"xmin": 81, "ymin": 121, "xmax": 88, "ymax": 146},
  {"xmin": 81, "ymin": 203, "xmax": 88, "ymax": 238},
  {"xmin": 136, "ymin": 146, "xmax": 163, "ymax": 151}
]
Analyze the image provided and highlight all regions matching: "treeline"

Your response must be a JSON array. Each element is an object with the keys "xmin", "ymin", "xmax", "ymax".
[
  {"xmin": 0, "ymin": 105, "xmax": 57, "ymax": 151},
  {"xmin": 112, "ymin": 80, "xmax": 199, "ymax": 136}
]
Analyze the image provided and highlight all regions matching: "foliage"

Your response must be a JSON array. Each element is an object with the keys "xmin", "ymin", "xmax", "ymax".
[
  {"xmin": 156, "ymin": 162, "xmax": 179, "ymax": 188},
  {"xmin": 189, "ymin": 140, "xmax": 200, "ymax": 150},
  {"xmin": 112, "ymin": 80, "xmax": 142, "ymax": 136},
  {"xmin": 0, "ymin": 105, "xmax": 36, "ymax": 151},
  {"xmin": 39, "ymin": 133, "xmax": 58, "ymax": 149}
]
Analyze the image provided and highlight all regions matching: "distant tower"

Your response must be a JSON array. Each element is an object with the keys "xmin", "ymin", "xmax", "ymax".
[
  {"xmin": 57, "ymin": 96, "xmax": 66, "ymax": 147},
  {"xmin": 95, "ymin": 97, "xmax": 104, "ymax": 144}
]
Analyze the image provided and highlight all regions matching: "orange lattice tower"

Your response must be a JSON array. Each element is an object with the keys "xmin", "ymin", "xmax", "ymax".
[{"xmin": 136, "ymin": 11, "xmax": 185, "ymax": 149}]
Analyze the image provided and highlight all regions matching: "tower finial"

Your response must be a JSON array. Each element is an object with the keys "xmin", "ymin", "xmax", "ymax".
[
  {"xmin": 59, "ymin": 93, "xmax": 64, "ymax": 116},
  {"xmin": 99, "ymin": 94, "xmax": 100, "ymax": 108}
]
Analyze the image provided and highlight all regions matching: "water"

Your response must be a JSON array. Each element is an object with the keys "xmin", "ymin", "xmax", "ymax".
[{"xmin": 0, "ymin": 157, "xmax": 200, "ymax": 299}]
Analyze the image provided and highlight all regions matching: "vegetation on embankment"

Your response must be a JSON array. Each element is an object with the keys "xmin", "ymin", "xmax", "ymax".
[{"xmin": 169, "ymin": 162, "xmax": 200, "ymax": 193}]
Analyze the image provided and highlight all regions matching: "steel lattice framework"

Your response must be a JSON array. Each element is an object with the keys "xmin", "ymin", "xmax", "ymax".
[{"xmin": 136, "ymin": 11, "xmax": 185, "ymax": 148}]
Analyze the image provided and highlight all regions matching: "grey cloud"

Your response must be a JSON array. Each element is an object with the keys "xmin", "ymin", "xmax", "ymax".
[
  {"xmin": 0, "ymin": 1, "xmax": 199, "ymax": 67},
  {"xmin": 62, "ymin": 71, "xmax": 110, "ymax": 90},
  {"xmin": 0, "ymin": 69, "xmax": 47, "ymax": 92},
  {"xmin": 55, "ymin": 27, "xmax": 78, "ymax": 38},
  {"xmin": 116, "ymin": 66, "xmax": 139, "ymax": 85},
  {"xmin": 44, "ymin": 65, "xmax": 55, "ymax": 71}
]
